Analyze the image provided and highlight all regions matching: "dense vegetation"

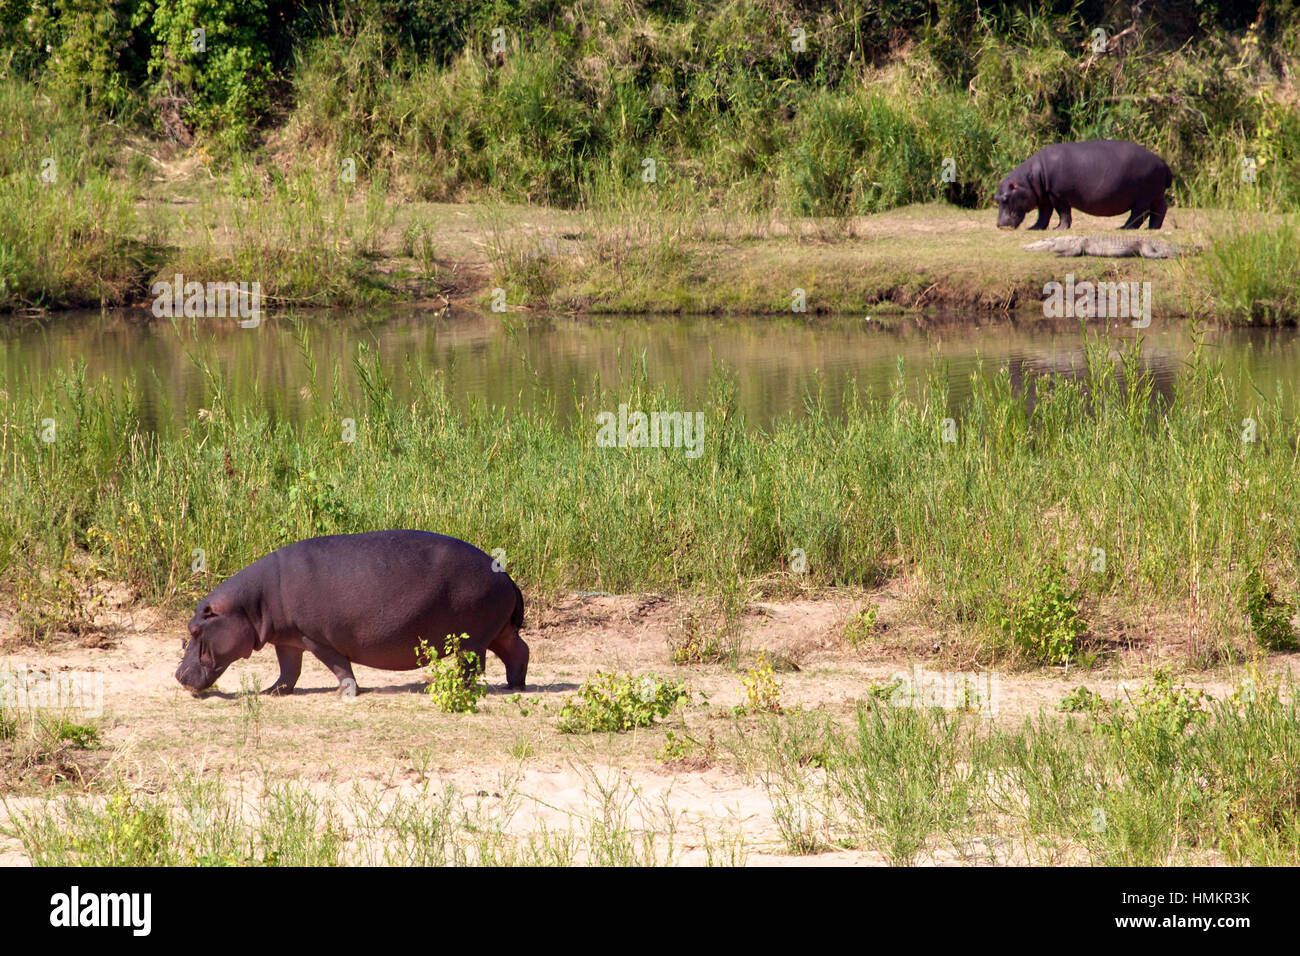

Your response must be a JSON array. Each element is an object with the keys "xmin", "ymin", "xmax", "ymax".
[
  {"xmin": 2, "ymin": 2, "xmax": 1299, "ymax": 311},
  {"xmin": 6, "ymin": 1, "xmax": 1298, "ymax": 204},
  {"xmin": 2, "ymin": 337, "xmax": 1297, "ymax": 665}
]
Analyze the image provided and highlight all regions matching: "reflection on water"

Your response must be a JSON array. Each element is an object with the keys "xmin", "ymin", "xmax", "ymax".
[{"xmin": 1, "ymin": 308, "xmax": 1296, "ymax": 430}]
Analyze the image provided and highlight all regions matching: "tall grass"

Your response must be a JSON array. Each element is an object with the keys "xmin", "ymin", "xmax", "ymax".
[
  {"xmin": 740, "ymin": 671, "xmax": 1300, "ymax": 865},
  {"xmin": 1, "ymin": 335, "xmax": 1298, "ymax": 661},
  {"xmin": 1193, "ymin": 220, "xmax": 1300, "ymax": 324},
  {"xmin": 160, "ymin": 162, "xmax": 399, "ymax": 309},
  {"xmin": 0, "ymin": 83, "xmax": 150, "ymax": 310}
]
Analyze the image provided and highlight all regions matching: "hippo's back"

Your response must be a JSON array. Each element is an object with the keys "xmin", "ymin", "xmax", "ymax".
[
  {"xmin": 1037, "ymin": 140, "xmax": 1170, "ymax": 183},
  {"xmin": 266, "ymin": 530, "xmax": 518, "ymax": 648}
]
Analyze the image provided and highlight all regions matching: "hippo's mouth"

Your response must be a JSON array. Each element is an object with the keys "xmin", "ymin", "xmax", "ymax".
[{"xmin": 175, "ymin": 660, "xmax": 230, "ymax": 694}]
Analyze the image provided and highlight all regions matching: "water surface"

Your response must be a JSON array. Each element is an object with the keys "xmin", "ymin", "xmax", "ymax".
[{"xmin": 3, "ymin": 309, "xmax": 1296, "ymax": 430}]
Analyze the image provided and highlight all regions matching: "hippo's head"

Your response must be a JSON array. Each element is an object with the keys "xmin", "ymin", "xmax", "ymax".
[
  {"xmin": 994, "ymin": 175, "xmax": 1035, "ymax": 229},
  {"xmin": 174, "ymin": 596, "xmax": 258, "ymax": 693}
]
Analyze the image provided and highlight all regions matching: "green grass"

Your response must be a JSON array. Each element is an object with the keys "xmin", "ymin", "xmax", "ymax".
[
  {"xmin": 4, "ymin": 0, "xmax": 1300, "ymax": 319},
  {"xmin": 1192, "ymin": 220, "xmax": 1300, "ymax": 324},
  {"xmin": 4, "ymin": 765, "xmax": 745, "ymax": 866},
  {"xmin": 739, "ymin": 670, "xmax": 1300, "ymax": 865},
  {"xmin": 3, "ymin": 332, "xmax": 1300, "ymax": 663},
  {"xmin": 0, "ymin": 83, "xmax": 152, "ymax": 310},
  {"xmin": 0, "ymin": 707, "xmax": 103, "ymax": 791}
]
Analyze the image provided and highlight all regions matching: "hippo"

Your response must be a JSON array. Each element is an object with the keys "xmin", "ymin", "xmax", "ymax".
[
  {"xmin": 175, "ymin": 531, "xmax": 528, "ymax": 698},
  {"xmin": 995, "ymin": 140, "xmax": 1171, "ymax": 230}
]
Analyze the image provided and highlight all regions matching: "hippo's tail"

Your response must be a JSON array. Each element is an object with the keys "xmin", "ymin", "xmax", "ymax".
[{"xmin": 511, "ymin": 579, "xmax": 525, "ymax": 629}]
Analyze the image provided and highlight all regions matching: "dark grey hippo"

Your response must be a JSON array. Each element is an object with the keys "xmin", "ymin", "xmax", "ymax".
[
  {"xmin": 175, "ymin": 530, "xmax": 528, "ymax": 698},
  {"xmin": 995, "ymin": 140, "xmax": 1172, "ymax": 230}
]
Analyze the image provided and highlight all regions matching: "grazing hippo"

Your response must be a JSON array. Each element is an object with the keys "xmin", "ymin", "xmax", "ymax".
[
  {"xmin": 175, "ymin": 531, "xmax": 528, "ymax": 698},
  {"xmin": 995, "ymin": 140, "xmax": 1171, "ymax": 230}
]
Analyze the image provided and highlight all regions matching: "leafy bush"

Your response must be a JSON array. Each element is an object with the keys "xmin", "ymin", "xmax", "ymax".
[
  {"xmin": 13, "ymin": 0, "xmax": 142, "ymax": 114},
  {"xmin": 999, "ymin": 565, "xmax": 1085, "ymax": 665},
  {"xmin": 1242, "ymin": 567, "xmax": 1299, "ymax": 651},
  {"xmin": 557, "ymin": 672, "xmax": 688, "ymax": 733},
  {"xmin": 70, "ymin": 793, "xmax": 172, "ymax": 866},
  {"xmin": 738, "ymin": 651, "xmax": 783, "ymax": 714},
  {"xmin": 1105, "ymin": 670, "xmax": 1212, "ymax": 783},
  {"xmin": 417, "ymin": 633, "xmax": 487, "ymax": 714},
  {"xmin": 1057, "ymin": 686, "xmax": 1110, "ymax": 714},
  {"xmin": 142, "ymin": 0, "xmax": 273, "ymax": 149},
  {"xmin": 843, "ymin": 604, "xmax": 879, "ymax": 647}
]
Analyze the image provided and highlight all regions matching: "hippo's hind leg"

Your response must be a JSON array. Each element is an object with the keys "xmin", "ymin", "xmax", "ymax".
[
  {"xmin": 488, "ymin": 624, "xmax": 529, "ymax": 690},
  {"xmin": 263, "ymin": 645, "xmax": 303, "ymax": 696},
  {"xmin": 302, "ymin": 637, "xmax": 360, "ymax": 699},
  {"xmin": 1146, "ymin": 196, "xmax": 1167, "ymax": 230},
  {"xmin": 1119, "ymin": 205, "xmax": 1152, "ymax": 229}
]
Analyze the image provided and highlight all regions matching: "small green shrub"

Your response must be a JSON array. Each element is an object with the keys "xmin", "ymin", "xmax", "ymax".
[
  {"xmin": 738, "ymin": 652, "xmax": 783, "ymax": 715},
  {"xmin": 557, "ymin": 672, "xmax": 688, "ymax": 734},
  {"xmin": 1058, "ymin": 686, "xmax": 1110, "ymax": 714},
  {"xmin": 999, "ymin": 565, "xmax": 1086, "ymax": 665},
  {"xmin": 1104, "ymin": 670, "xmax": 1212, "ymax": 784},
  {"xmin": 1242, "ymin": 568, "xmax": 1299, "ymax": 651},
  {"xmin": 42, "ymin": 715, "xmax": 101, "ymax": 749},
  {"xmin": 271, "ymin": 469, "xmax": 351, "ymax": 542},
  {"xmin": 417, "ymin": 634, "xmax": 487, "ymax": 714},
  {"xmin": 656, "ymin": 730, "xmax": 694, "ymax": 762},
  {"xmin": 70, "ymin": 793, "xmax": 173, "ymax": 866},
  {"xmin": 843, "ymin": 605, "xmax": 880, "ymax": 647},
  {"xmin": 1121, "ymin": 670, "xmax": 1212, "ymax": 738},
  {"xmin": 865, "ymin": 678, "xmax": 904, "ymax": 704}
]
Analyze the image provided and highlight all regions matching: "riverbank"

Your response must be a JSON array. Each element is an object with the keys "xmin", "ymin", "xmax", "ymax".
[
  {"xmin": 5, "ymin": 1, "xmax": 1299, "ymax": 321},
  {"xmin": 4, "ymin": 81, "xmax": 1298, "ymax": 321},
  {"xmin": 140, "ymin": 182, "xmax": 1236, "ymax": 318},
  {"xmin": 25, "ymin": 155, "xmax": 1300, "ymax": 324},
  {"xmin": 4, "ymin": 343, "xmax": 1300, "ymax": 667},
  {"xmin": 2, "ymin": 588, "xmax": 1298, "ymax": 865}
]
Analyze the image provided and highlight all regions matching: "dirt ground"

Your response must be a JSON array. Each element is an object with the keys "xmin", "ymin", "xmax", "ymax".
[{"xmin": 0, "ymin": 584, "xmax": 1293, "ymax": 866}]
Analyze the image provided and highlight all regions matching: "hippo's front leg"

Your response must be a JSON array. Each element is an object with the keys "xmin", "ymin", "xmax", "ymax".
[
  {"xmin": 1028, "ymin": 202, "xmax": 1053, "ymax": 230},
  {"xmin": 1052, "ymin": 205, "xmax": 1073, "ymax": 229},
  {"xmin": 302, "ymin": 637, "xmax": 360, "ymax": 699},
  {"xmin": 263, "ymin": 645, "xmax": 303, "ymax": 696}
]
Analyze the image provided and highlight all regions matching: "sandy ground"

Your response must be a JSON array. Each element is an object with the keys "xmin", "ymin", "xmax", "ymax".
[{"xmin": 0, "ymin": 585, "xmax": 1292, "ymax": 866}]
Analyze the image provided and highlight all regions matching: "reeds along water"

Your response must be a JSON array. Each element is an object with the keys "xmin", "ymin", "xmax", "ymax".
[{"xmin": 0, "ymin": 339, "xmax": 1295, "ymax": 661}]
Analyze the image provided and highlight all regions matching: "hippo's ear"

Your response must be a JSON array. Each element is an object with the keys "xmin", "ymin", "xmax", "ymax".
[{"xmin": 246, "ymin": 607, "xmax": 272, "ymax": 650}]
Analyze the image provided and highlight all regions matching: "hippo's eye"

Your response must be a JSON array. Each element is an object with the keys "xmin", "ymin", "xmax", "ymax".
[{"xmin": 202, "ymin": 606, "xmax": 216, "ymax": 618}]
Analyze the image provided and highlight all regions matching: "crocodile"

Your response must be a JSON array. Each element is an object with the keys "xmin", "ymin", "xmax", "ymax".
[{"xmin": 1022, "ymin": 235, "xmax": 1190, "ymax": 258}]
